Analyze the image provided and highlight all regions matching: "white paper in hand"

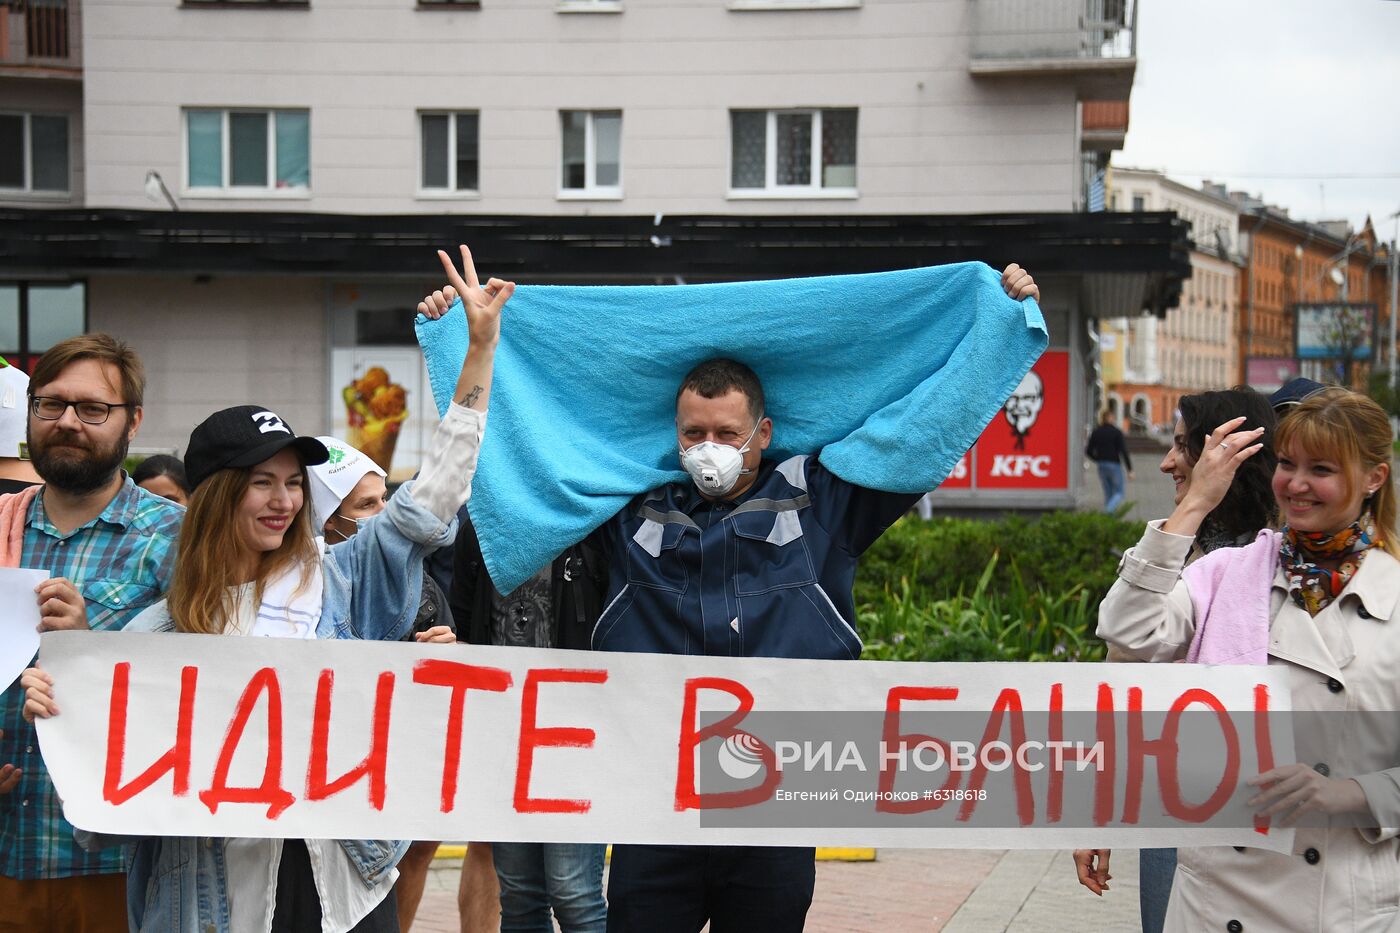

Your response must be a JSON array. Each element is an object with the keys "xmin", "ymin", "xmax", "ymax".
[{"xmin": 0, "ymin": 568, "xmax": 51, "ymax": 690}]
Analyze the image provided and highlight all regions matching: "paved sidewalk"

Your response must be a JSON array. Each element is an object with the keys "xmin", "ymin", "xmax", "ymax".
[
  {"xmin": 943, "ymin": 849, "xmax": 1139, "ymax": 933},
  {"xmin": 1076, "ymin": 455, "xmax": 1177, "ymax": 523},
  {"xmin": 410, "ymin": 847, "xmax": 1140, "ymax": 932}
]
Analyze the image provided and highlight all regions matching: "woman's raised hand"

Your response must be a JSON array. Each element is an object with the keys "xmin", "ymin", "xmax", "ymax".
[
  {"xmin": 1184, "ymin": 417, "xmax": 1265, "ymax": 509},
  {"xmin": 416, "ymin": 245, "xmax": 514, "ymax": 351},
  {"xmin": 1162, "ymin": 416, "xmax": 1266, "ymax": 537}
]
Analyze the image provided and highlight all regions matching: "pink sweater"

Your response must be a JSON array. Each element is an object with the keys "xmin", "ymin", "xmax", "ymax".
[
  {"xmin": 0, "ymin": 485, "xmax": 40, "ymax": 567},
  {"xmin": 1181, "ymin": 529, "xmax": 1279, "ymax": 665}
]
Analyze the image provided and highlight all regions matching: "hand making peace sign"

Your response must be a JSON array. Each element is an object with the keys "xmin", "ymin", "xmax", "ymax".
[{"xmin": 417, "ymin": 244, "xmax": 515, "ymax": 351}]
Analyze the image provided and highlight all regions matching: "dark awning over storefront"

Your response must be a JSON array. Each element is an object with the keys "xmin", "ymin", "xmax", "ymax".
[{"xmin": 1, "ymin": 208, "xmax": 1189, "ymax": 316}]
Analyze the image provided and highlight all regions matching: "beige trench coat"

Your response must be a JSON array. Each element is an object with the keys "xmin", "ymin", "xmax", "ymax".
[{"xmin": 1099, "ymin": 521, "xmax": 1400, "ymax": 933}]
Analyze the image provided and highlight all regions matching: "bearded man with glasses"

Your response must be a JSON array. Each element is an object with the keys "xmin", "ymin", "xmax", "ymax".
[{"xmin": 0, "ymin": 334, "xmax": 183, "ymax": 933}]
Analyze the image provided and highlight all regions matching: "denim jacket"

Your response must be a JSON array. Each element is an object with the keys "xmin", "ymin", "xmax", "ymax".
[{"xmin": 85, "ymin": 480, "xmax": 459, "ymax": 933}]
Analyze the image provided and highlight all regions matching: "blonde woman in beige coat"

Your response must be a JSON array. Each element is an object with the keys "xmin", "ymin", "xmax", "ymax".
[{"xmin": 1081, "ymin": 388, "xmax": 1400, "ymax": 933}]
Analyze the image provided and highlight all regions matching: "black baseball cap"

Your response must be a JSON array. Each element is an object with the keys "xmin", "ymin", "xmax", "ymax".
[
  {"xmin": 184, "ymin": 405, "xmax": 329, "ymax": 490},
  {"xmin": 1268, "ymin": 377, "xmax": 1327, "ymax": 412}
]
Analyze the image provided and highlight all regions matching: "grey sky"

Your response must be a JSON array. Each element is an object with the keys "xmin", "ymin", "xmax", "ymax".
[{"xmin": 1117, "ymin": 0, "xmax": 1400, "ymax": 239}]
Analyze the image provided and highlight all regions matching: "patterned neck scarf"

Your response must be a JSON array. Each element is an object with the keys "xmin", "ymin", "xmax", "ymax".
[{"xmin": 1279, "ymin": 510, "xmax": 1382, "ymax": 616}]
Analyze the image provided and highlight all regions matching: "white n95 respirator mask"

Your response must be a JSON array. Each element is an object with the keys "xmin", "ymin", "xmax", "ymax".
[{"xmin": 679, "ymin": 416, "xmax": 763, "ymax": 495}]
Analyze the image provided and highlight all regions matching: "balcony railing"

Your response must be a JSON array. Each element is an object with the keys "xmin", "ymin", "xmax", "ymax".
[
  {"xmin": 1, "ymin": 0, "xmax": 81, "ymax": 72},
  {"xmin": 971, "ymin": 0, "xmax": 1136, "ymax": 63}
]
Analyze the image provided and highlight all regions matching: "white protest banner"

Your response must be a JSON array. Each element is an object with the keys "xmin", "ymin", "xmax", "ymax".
[
  {"xmin": 36, "ymin": 630, "xmax": 1295, "ymax": 851},
  {"xmin": 0, "ymin": 568, "xmax": 49, "ymax": 690}
]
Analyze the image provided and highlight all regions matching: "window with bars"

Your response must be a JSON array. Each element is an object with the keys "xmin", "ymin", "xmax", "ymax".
[
  {"xmin": 729, "ymin": 108, "xmax": 857, "ymax": 194},
  {"xmin": 560, "ymin": 110, "xmax": 621, "ymax": 197},
  {"xmin": 420, "ymin": 112, "xmax": 479, "ymax": 193},
  {"xmin": 185, "ymin": 109, "xmax": 310, "ymax": 194},
  {"xmin": 0, "ymin": 112, "xmax": 69, "ymax": 194}
]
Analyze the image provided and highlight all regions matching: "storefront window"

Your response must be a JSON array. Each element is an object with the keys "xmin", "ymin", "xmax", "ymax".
[{"xmin": 0, "ymin": 281, "xmax": 87, "ymax": 369}]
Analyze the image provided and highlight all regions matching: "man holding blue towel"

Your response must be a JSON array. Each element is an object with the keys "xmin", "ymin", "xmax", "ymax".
[
  {"xmin": 595, "ymin": 267, "xmax": 1040, "ymax": 932},
  {"xmin": 417, "ymin": 250, "xmax": 1042, "ymax": 932}
]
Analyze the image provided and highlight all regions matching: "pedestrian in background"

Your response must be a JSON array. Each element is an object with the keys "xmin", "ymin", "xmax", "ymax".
[
  {"xmin": 1085, "ymin": 409, "xmax": 1133, "ymax": 512},
  {"xmin": 131, "ymin": 454, "xmax": 190, "ymax": 506}
]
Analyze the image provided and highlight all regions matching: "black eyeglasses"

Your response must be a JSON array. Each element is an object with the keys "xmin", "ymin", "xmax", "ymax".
[{"xmin": 30, "ymin": 396, "xmax": 134, "ymax": 426}]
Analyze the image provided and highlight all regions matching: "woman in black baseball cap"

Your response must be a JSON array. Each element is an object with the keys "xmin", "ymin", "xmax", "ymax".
[{"xmin": 23, "ymin": 245, "xmax": 512, "ymax": 933}]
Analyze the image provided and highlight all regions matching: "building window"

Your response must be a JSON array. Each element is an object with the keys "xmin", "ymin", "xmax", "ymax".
[
  {"xmin": 560, "ymin": 110, "xmax": 621, "ymax": 197},
  {"xmin": 0, "ymin": 113, "xmax": 70, "ymax": 194},
  {"xmin": 557, "ymin": 0, "xmax": 623, "ymax": 10},
  {"xmin": 729, "ymin": 108, "xmax": 857, "ymax": 195},
  {"xmin": 420, "ymin": 112, "xmax": 479, "ymax": 193},
  {"xmin": 729, "ymin": 0, "xmax": 861, "ymax": 8},
  {"xmin": 0, "ymin": 281, "xmax": 86, "ymax": 370},
  {"xmin": 185, "ymin": 109, "xmax": 310, "ymax": 194},
  {"xmin": 183, "ymin": 0, "xmax": 310, "ymax": 6},
  {"xmin": 1131, "ymin": 194, "xmax": 1145, "ymax": 212}
]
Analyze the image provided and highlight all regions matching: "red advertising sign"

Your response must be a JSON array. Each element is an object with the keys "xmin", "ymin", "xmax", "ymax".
[
  {"xmin": 938, "ymin": 449, "xmax": 973, "ymax": 489},
  {"xmin": 973, "ymin": 351, "xmax": 1069, "ymax": 490}
]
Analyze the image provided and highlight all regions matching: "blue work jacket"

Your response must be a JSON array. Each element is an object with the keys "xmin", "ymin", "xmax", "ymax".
[{"xmin": 592, "ymin": 455, "xmax": 919, "ymax": 660}]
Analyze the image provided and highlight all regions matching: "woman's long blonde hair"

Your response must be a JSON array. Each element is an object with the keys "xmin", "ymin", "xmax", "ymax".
[
  {"xmin": 166, "ymin": 465, "xmax": 320, "ymax": 634},
  {"xmin": 1274, "ymin": 387, "xmax": 1398, "ymax": 557}
]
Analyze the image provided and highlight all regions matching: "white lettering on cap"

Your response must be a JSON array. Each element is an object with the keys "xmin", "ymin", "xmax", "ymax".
[{"xmin": 252, "ymin": 411, "xmax": 291, "ymax": 435}]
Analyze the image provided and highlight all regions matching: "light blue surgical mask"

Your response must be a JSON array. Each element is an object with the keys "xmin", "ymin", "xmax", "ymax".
[{"xmin": 324, "ymin": 513, "xmax": 370, "ymax": 544}]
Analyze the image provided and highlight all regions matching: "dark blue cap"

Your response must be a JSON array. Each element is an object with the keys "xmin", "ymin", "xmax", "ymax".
[{"xmin": 1268, "ymin": 377, "xmax": 1327, "ymax": 411}]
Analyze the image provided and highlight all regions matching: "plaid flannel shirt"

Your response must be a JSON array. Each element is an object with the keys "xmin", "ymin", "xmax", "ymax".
[{"xmin": 0, "ymin": 479, "xmax": 182, "ymax": 880}]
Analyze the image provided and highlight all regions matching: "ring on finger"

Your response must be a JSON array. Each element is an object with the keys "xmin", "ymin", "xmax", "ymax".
[{"xmin": 1219, "ymin": 441, "xmax": 1231, "ymax": 451}]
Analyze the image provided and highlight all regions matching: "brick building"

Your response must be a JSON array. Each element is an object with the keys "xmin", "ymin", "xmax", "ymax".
[{"xmin": 1232, "ymin": 195, "xmax": 1395, "ymax": 392}]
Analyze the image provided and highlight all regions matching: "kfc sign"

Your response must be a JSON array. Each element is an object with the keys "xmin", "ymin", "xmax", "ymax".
[
  {"xmin": 973, "ymin": 352, "xmax": 1069, "ymax": 490},
  {"xmin": 938, "ymin": 449, "xmax": 972, "ymax": 489}
]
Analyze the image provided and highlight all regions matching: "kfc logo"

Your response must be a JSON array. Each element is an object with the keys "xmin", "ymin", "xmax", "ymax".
[
  {"xmin": 1002, "ymin": 371, "xmax": 1044, "ymax": 450},
  {"xmin": 976, "ymin": 353, "xmax": 1068, "ymax": 491}
]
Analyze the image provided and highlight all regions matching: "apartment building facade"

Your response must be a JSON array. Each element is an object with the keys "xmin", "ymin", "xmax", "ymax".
[
  {"xmin": 1232, "ymin": 197, "xmax": 1394, "ymax": 393},
  {"xmin": 1101, "ymin": 168, "xmax": 1240, "ymax": 433},
  {"xmin": 4, "ymin": 0, "xmax": 1187, "ymax": 507}
]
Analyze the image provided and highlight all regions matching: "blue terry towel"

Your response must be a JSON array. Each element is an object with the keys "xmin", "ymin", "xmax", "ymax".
[{"xmin": 416, "ymin": 261, "xmax": 1047, "ymax": 593}]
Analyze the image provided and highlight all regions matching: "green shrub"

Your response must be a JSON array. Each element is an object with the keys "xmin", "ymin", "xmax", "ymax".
[
  {"xmin": 854, "ymin": 511, "xmax": 1145, "ymax": 662},
  {"xmin": 856, "ymin": 511, "xmax": 1144, "ymax": 608}
]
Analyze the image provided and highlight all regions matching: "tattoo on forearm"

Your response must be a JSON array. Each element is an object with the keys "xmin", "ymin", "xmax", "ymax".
[{"xmin": 458, "ymin": 384, "xmax": 483, "ymax": 407}]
